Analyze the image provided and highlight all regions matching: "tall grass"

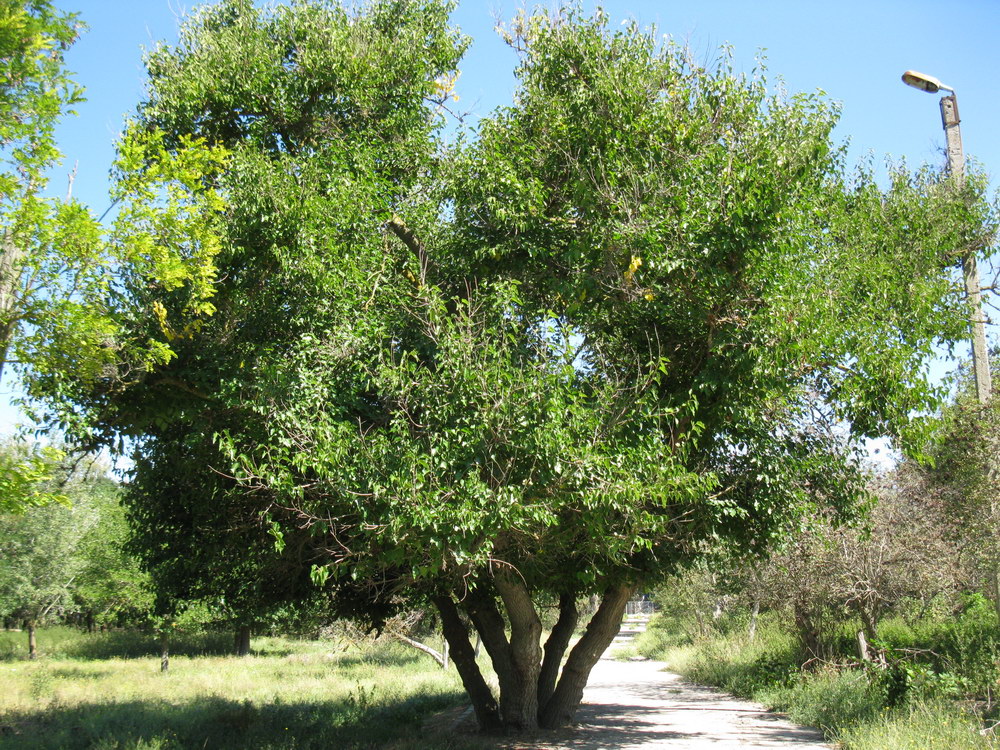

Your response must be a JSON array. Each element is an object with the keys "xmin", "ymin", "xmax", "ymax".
[
  {"xmin": 0, "ymin": 629, "xmax": 487, "ymax": 750},
  {"xmin": 633, "ymin": 610, "xmax": 1000, "ymax": 750}
]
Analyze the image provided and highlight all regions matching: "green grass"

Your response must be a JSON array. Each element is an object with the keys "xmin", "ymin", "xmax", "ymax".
[
  {"xmin": 0, "ymin": 628, "xmax": 490, "ymax": 750},
  {"xmin": 634, "ymin": 613, "xmax": 1000, "ymax": 750},
  {"xmin": 839, "ymin": 702, "xmax": 996, "ymax": 750}
]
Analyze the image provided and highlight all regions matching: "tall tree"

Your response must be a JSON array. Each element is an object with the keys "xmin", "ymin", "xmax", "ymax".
[{"xmin": 45, "ymin": 1, "xmax": 994, "ymax": 733}]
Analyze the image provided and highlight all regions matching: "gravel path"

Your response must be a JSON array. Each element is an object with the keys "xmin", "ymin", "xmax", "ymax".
[{"xmin": 484, "ymin": 657, "xmax": 833, "ymax": 750}]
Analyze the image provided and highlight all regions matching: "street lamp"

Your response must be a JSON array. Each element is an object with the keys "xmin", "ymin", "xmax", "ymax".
[{"xmin": 902, "ymin": 70, "xmax": 992, "ymax": 404}]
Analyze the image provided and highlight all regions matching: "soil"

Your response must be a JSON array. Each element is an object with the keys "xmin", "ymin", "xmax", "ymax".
[{"xmin": 434, "ymin": 656, "xmax": 833, "ymax": 750}]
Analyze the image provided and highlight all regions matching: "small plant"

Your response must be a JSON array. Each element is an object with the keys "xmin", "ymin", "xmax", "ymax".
[{"xmin": 28, "ymin": 669, "xmax": 55, "ymax": 701}]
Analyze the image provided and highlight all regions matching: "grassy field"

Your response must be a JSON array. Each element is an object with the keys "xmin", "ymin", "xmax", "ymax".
[
  {"xmin": 630, "ymin": 614, "xmax": 999, "ymax": 750},
  {"xmin": 0, "ymin": 628, "xmax": 489, "ymax": 750}
]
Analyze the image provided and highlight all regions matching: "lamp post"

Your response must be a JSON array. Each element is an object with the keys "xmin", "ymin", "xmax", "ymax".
[{"xmin": 901, "ymin": 70, "xmax": 992, "ymax": 404}]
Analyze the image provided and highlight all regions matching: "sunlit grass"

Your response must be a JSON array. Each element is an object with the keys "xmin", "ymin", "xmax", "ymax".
[{"xmin": 0, "ymin": 629, "xmax": 488, "ymax": 750}]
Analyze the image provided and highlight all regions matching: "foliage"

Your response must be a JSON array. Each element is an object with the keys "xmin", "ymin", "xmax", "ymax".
[
  {"xmin": 920, "ymin": 385, "xmax": 1000, "ymax": 617},
  {"xmin": 0, "ymin": 437, "xmax": 66, "ymax": 512},
  {"xmin": 0, "ymin": 477, "xmax": 98, "ymax": 630},
  {"xmin": 0, "ymin": 443, "xmax": 153, "ymax": 640},
  {"xmin": 71, "ymin": 478, "xmax": 154, "ymax": 628},
  {"xmin": 0, "ymin": 0, "xmax": 100, "ymax": 385},
  {"xmin": 838, "ymin": 702, "xmax": 998, "ymax": 750},
  {"xmin": 35, "ymin": 0, "xmax": 998, "ymax": 732}
]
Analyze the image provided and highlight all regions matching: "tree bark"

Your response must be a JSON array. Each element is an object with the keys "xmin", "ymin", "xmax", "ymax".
[
  {"xmin": 537, "ymin": 592, "xmax": 578, "ymax": 710},
  {"xmin": 539, "ymin": 583, "xmax": 633, "ymax": 729},
  {"xmin": 27, "ymin": 620, "xmax": 37, "ymax": 660},
  {"xmin": 433, "ymin": 595, "xmax": 502, "ymax": 733},
  {"xmin": 993, "ymin": 568, "xmax": 1000, "ymax": 625},
  {"xmin": 856, "ymin": 628, "xmax": 872, "ymax": 663},
  {"xmin": 793, "ymin": 601, "xmax": 822, "ymax": 662},
  {"xmin": 495, "ymin": 574, "xmax": 543, "ymax": 731},
  {"xmin": 235, "ymin": 625, "xmax": 251, "ymax": 656},
  {"xmin": 748, "ymin": 600, "xmax": 760, "ymax": 642},
  {"xmin": 394, "ymin": 632, "xmax": 447, "ymax": 667},
  {"xmin": 465, "ymin": 586, "xmax": 516, "ymax": 701},
  {"xmin": 0, "ymin": 231, "xmax": 25, "ymax": 383},
  {"xmin": 160, "ymin": 632, "xmax": 170, "ymax": 673}
]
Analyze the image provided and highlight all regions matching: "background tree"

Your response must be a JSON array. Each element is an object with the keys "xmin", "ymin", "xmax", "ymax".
[
  {"xmin": 0, "ymin": 442, "xmax": 101, "ymax": 658},
  {"xmin": 920, "ymin": 377, "xmax": 1000, "ymax": 620},
  {"xmin": 70, "ymin": 475, "xmax": 153, "ymax": 631},
  {"xmin": 47, "ymin": 0, "xmax": 996, "ymax": 734}
]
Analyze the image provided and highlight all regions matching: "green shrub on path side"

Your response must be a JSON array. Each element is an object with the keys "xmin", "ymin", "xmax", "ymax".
[
  {"xmin": 759, "ymin": 668, "xmax": 883, "ymax": 733},
  {"xmin": 636, "ymin": 612, "xmax": 1000, "ymax": 749},
  {"xmin": 838, "ymin": 702, "xmax": 998, "ymax": 750}
]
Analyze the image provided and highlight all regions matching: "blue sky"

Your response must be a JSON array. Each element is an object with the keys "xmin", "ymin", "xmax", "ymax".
[{"xmin": 4, "ymin": 0, "xmax": 999, "ymax": 433}]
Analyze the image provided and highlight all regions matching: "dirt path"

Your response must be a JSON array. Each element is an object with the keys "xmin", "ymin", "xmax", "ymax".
[{"xmin": 471, "ymin": 656, "xmax": 833, "ymax": 750}]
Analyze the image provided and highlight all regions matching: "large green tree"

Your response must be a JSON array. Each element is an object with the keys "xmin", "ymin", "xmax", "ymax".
[{"xmin": 46, "ymin": 0, "xmax": 995, "ymax": 733}]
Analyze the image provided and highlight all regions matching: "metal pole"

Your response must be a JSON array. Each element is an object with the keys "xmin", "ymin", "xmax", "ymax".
[{"xmin": 940, "ymin": 93, "xmax": 992, "ymax": 404}]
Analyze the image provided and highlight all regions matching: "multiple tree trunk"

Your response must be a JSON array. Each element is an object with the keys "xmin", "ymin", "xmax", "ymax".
[{"xmin": 434, "ymin": 580, "xmax": 634, "ymax": 732}]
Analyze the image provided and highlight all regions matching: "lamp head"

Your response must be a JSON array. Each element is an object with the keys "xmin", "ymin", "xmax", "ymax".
[{"xmin": 902, "ymin": 70, "xmax": 954, "ymax": 94}]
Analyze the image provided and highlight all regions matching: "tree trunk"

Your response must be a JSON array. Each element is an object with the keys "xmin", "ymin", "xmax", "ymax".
[
  {"xmin": 235, "ymin": 625, "xmax": 251, "ymax": 656},
  {"xmin": 160, "ymin": 632, "xmax": 170, "ymax": 673},
  {"xmin": 793, "ymin": 601, "xmax": 822, "ymax": 662},
  {"xmin": 0, "ymin": 231, "xmax": 25, "ymax": 382},
  {"xmin": 748, "ymin": 600, "xmax": 760, "ymax": 642},
  {"xmin": 537, "ymin": 592, "xmax": 578, "ymax": 710},
  {"xmin": 993, "ymin": 568, "xmax": 1000, "ymax": 625},
  {"xmin": 442, "ymin": 633, "xmax": 450, "ymax": 669},
  {"xmin": 433, "ymin": 595, "xmax": 502, "ymax": 733},
  {"xmin": 465, "ymin": 586, "xmax": 518, "ymax": 709},
  {"xmin": 394, "ymin": 632, "xmax": 447, "ymax": 667},
  {"xmin": 27, "ymin": 620, "xmax": 37, "ymax": 660},
  {"xmin": 856, "ymin": 628, "xmax": 872, "ymax": 663},
  {"xmin": 694, "ymin": 606, "xmax": 707, "ymax": 638},
  {"xmin": 539, "ymin": 584, "xmax": 633, "ymax": 729},
  {"xmin": 494, "ymin": 574, "xmax": 543, "ymax": 731}
]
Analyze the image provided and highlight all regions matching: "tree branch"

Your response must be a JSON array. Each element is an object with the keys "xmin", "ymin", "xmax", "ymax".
[{"xmin": 386, "ymin": 215, "xmax": 430, "ymax": 287}]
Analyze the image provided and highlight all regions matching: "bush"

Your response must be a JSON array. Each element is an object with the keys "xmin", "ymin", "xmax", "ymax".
[{"xmin": 762, "ymin": 668, "xmax": 884, "ymax": 733}]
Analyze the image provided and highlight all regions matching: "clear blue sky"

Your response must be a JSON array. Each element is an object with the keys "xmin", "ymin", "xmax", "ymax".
[{"xmin": 4, "ymin": 0, "xmax": 999, "ymax": 432}]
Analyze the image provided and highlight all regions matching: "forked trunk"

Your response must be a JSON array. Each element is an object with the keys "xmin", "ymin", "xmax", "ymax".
[
  {"xmin": 494, "ymin": 575, "xmax": 543, "ymax": 730},
  {"xmin": 433, "ymin": 595, "xmax": 502, "ymax": 732},
  {"xmin": 537, "ymin": 592, "xmax": 578, "ymax": 709},
  {"xmin": 439, "ymin": 580, "xmax": 634, "ymax": 734},
  {"xmin": 538, "ymin": 584, "xmax": 633, "ymax": 728}
]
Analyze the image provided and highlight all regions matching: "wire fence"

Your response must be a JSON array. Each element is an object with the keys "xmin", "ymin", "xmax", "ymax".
[{"xmin": 625, "ymin": 598, "xmax": 657, "ymax": 616}]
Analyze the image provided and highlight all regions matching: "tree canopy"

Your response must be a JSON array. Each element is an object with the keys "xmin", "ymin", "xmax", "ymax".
[{"xmin": 32, "ymin": 0, "xmax": 996, "ymax": 733}]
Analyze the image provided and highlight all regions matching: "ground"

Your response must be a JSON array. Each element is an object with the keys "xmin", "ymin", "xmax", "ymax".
[{"xmin": 434, "ymin": 623, "xmax": 833, "ymax": 750}]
